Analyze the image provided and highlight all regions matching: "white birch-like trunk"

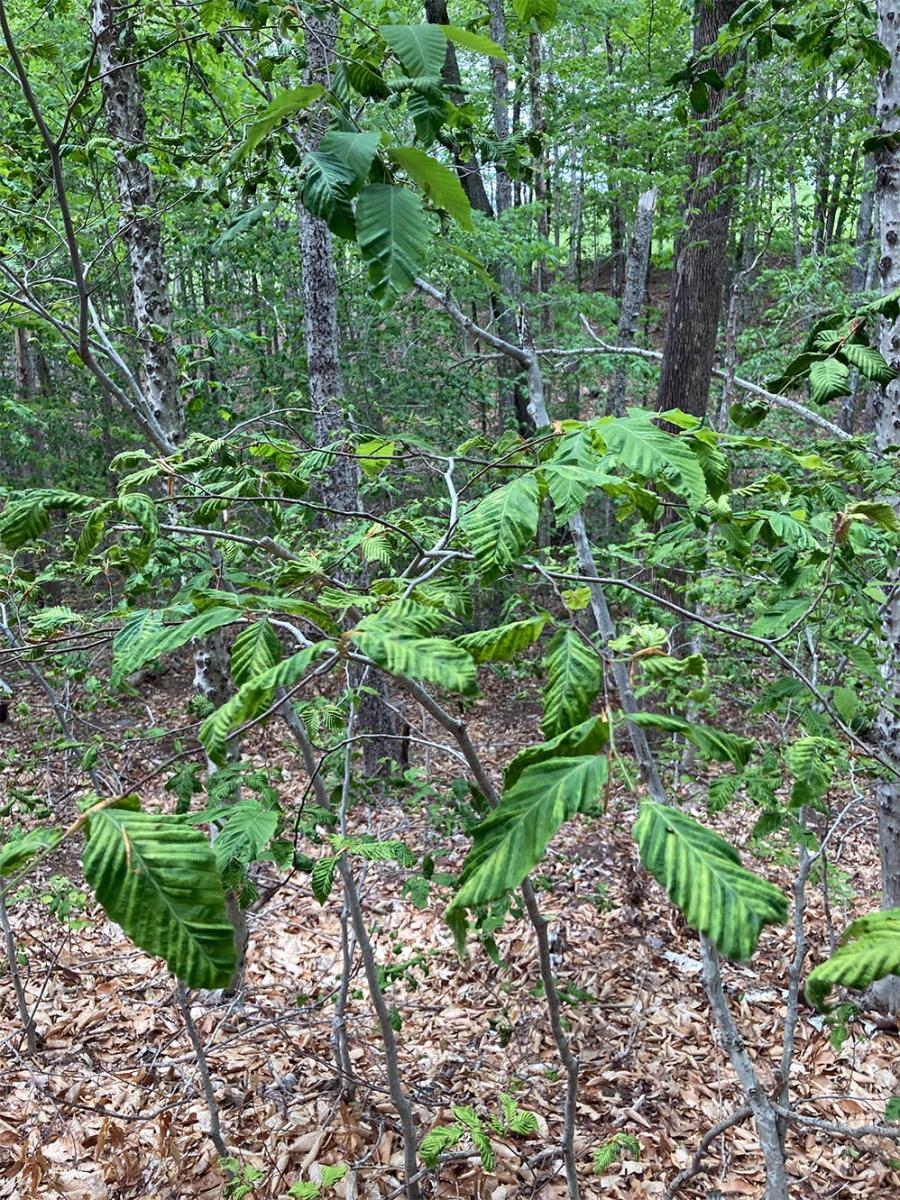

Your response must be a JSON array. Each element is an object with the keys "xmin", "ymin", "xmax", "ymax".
[
  {"xmin": 873, "ymin": 0, "xmax": 900, "ymax": 1012},
  {"xmin": 91, "ymin": 0, "xmax": 183, "ymax": 448}
]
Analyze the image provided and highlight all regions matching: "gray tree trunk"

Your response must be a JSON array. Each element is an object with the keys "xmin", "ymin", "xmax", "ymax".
[
  {"xmin": 91, "ymin": 0, "xmax": 183, "ymax": 448},
  {"xmin": 851, "ymin": 154, "xmax": 875, "ymax": 295},
  {"xmin": 872, "ymin": 0, "xmax": 900, "ymax": 1012},
  {"xmin": 300, "ymin": 12, "xmax": 397, "ymax": 774},
  {"xmin": 608, "ymin": 189, "xmax": 657, "ymax": 416}
]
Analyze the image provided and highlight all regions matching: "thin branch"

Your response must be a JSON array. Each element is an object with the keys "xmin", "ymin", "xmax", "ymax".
[{"xmin": 663, "ymin": 1105, "xmax": 753, "ymax": 1200}]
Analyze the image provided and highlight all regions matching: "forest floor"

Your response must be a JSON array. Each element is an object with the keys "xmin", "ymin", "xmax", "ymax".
[{"xmin": 0, "ymin": 660, "xmax": 898, "ymax": 1200}]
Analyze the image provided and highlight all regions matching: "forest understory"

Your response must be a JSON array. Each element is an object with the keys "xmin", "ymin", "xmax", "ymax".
[{"xmin": 1, "ymin": 661, "xmax": 896, "ymax": 1200}]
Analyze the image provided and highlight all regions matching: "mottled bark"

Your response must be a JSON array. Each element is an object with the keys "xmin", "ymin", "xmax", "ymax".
[
  {"xmin": 91, "ymin": 0, "xmax": 183, "ymax": 447},
  {"xmin": 851, "ymin": 155, "xmax": 875, "ymax": 295},
  {"xmin": 656, "ymin": 0, "xmax": 741, "ymax": 420},
  {"xmin": 873, "ymin": 0, "xmax": 900, "ymax": 1012},
  {"xmin": 609, "ymin": 189, "xmax": 657, "ymax": 416}
]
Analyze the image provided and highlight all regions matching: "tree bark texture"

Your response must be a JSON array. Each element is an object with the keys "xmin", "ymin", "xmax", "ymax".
[
  {"xmin": 655, "ymin": 0, "xmax": 741, "ymax": 420},
  {"xmin": 609, "ymin": 188, "xmax": 657, "ymax": 416},
  {"xmin": 873, "ymin": 0, "xmax": 900, "ymax": 1012},
  {"xmin": 91, "ymin": 0, "xmax": 183, "ymax": 447}
]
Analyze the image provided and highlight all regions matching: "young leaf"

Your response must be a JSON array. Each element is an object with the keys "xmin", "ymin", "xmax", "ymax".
[
  {"xmin": 841, "ymin": 342, "xmax": 895, "ymax": 384},
  {"xmin": 599, "ymin": 412, "xmax": 707, "ymax": 507},
  {"xmin": 112, "ymin": 606, "xmax": 240, "ymax": 685},
  {"xmin": 355, "ymin": 184, "xmax": 430, "ymax": 303},
  {"xmin": 806, "ymin": 910, "xmax": 900, "ymax": 1010},
  {"xmin": 505, "ymin": 716, "xmax": 609, "ymax": 787},
  {"xmin": 0, "ymin": 827, "xmax": 59, "ymax": 877},
  {"xmin": 311, "ymin": 855, "xmax": 337, "ymax": 904},
  {"xmin": 785, "ymin": 737, "xmax": 835, "ymax": 808},
  {"xmin": 450, "ymin": 755, "xmax": 609, "ymax": 910},
  {"xmin": 633, "ymin": 801, "xmax": 788, "ymax": 960},
  {"xmin": 239, "ymin": 85, "xmax": 324, "ymax": 159},
  {"xmin": 541, "ymin": 628, "xmax": 601, "ymax": 738},
  {"xmin": 83, "ymin": 803, "xmax": 235, "ymax": 988}
]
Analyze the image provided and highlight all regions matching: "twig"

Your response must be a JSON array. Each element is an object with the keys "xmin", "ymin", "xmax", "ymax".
[
  {"xmin": 663, "ymin": 1105, "xmax": 752, "ymax": 1199},
  {"xmin": 175, "ymin": 984, "xmax": 229, "ymax": 1160},
  {"xmin": 0, "ymin": 888, "xmax": 37, "ymax": 1055}
]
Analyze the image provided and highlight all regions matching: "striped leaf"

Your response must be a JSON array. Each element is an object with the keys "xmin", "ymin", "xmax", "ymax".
[
  {"xmin": 450, "ymin": 755, "xmax": 609, "ymax": 911},
  {"xmin": 230, "ymin": 619, "xmax": 281, "ymax": 686},
  {"xmin": 461, "ymin": 474, "xmax": 541, "ymax": 581},
  {"xmin": 806, "ymin": 910, "xmax": 900, "ymax": 1009},
  {"xmin": 599, "ymin": 411, "xmax": 707, "ymax": 507},
  {"xmin": 0, "ymin": 488, "xmax": 94, "ymax": 549},
  {"xmin": 200, "ymin": 642, "xmax": 334, "ymax": 765},
  {"xmin": 633, "ymin": 801, "xmax": 788, "ymax": 960},
  {"xmin": 505, "ymin": 716, "xmax": 609, "ymax": 788},
  {"xmin": 541, "ymin": 628, "xmax": 601, "ymax": 738},
  {"xmin": 455, "ymin": 615, "xmax": 546, "ymax": 663},
  {"xmin": 623, "ymin": 712, "xmax": 753, "ymax": 767},
  {"xmin": 353, "ymin": 628, "xmax": 477, "ymax": 695},
  {"xmin": 83, "ymin": 801, "xmax": 235, "ymax": 988},
  {"xmin": 112, "ymin": 605, "xmax": 240, "ymax": 685}
]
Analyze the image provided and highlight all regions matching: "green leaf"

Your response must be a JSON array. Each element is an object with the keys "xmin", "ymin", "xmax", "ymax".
[
  {"xmin": 785, "ymin": 737, "xmax": 835, "ymax": 808},
  {"xmin": 112, "ymin": 606, "xmax": 240, "ymax": 686},
  {"xmin": 599, "ymin": 412, "xmax": 707, "ymax": 507},
  {"xmin": 841, "ymin": 342, "xmax": 895, "ymax": 384},
  {"xmin": 301, "ymin": 150, "xmax": 358, "ymax": 240},
  {"xmin": 230, "ymin": 619, "xmax": 281, "ymax": 687},
  {"xmin": 200, "ymin": 642, "xmax": 334, "ymax": 765},
  {"xmin": 353, "ymin": 628, "xmax": 477, "ymax": 695},
  {"xmin": 355, "ymin": 184, "xmax": 430, "ymax": 303},
  {"xmin": 380, "ymin": 23, "xmax": 448, "ymax": 77},
  {"xmin": 356, "ymin": 437, "xmax": 395, "ymax": 476},
  {"xmin": 461, "ymin": 473, "xmax": 541, "ymax": 581},
  {"xmin": 809, "ymin": 357, "xmax": 851, "ymax": 405},
  {"xmin": 0, "ymin": 827, "xmax": 59, "ymax": 877},
  {"xmin": 505, "ymin": 716, "xmax": 609, "ymax": 788},
  {"xmin": 420, "ymin": 1124, "xmax": 463, "ymax": 1166},
  {"xmin": 846, "ymin": 500, "xmax": 900, "ymax": 533},
  {"xmin": 0, "ymin": 488, "xmax": 94, "ymax": 549},
  {"xmin": 118, "ymin": 491, "xmax": 159, "ymax": 548},
  {"xmin": 624, "ymin": 712, "xmax": 753, "ymax": 767},
  {"xmin": 239, "ymin": 85, "xmax": 324, "ymax": 158},
  {"xmin": 593, "ymin": 1133, "xmax": 641, "ymax": 1175},
  {"xmin": 83, "ymin": 803, "xmax": 235, "ymax": 988},
  {"xmin": 806, "ymin": 910, "xmax": 900, "ymax": 1009},
  {"xmin": 388, "ymin": 146, "xmax": 473, "ymax": 229},
  {"xmin": 450, "ymin": 755, "xmax": 609, "ymax": 910},
  {"xmin": 346, "ymin": 58, "xmax": 389, "ymax": 99},
  {"xmin": 319, "ymin": 130, "xmax": 380, "ymax": 188},
  {"xmin": 511, "ymin": 0, "xmax": 558, "ymax": 31},
  {"xmin": 191, "ymin": 799, "xmax": 279, "ymax": 871},
  {"xmin": 541, "ymin": 628, "xmax": 601, "ymax": 738},
  {"xmin": 311, "ymin": 855, "xmax": 337, "ymax": 903},
  {"xmin": 455, "ymin": 615, "xmax": 546, "ymax": 663},
  {"xmin": 633, "ymin": 801, "xmax": 788, "ymax": 960},
  {"xmin": 440, "ymin": 25, "xmax": 508, "ymax": 59}
]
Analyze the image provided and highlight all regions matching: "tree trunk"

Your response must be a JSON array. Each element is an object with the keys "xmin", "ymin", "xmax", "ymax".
[
  {"xmin": 91, "ymin": 0, "xmax": 183, "ymax": 448},
  {"xmin": 487, "ymin": 0, "xmax": 528, "ymax": 433},
  {"xmin": 655, "ymin": 0, "xmax": 741, "ymax": 420},
  {"xmin": 424, "ymin": 0, "xmax": 493, "ymax": 216},
  {"xmin": 872, "ymin": 0, "xmax": 900, "ymax": 1012},
  {"xmin": 301, "ymin": 11, "xmax": 398, "ymax": 774},
  {"xmin": 851, "ymin": 154, "xmax": 875, "ymax": 294},
  {"xmin": 608, "ymin": 189, "xmax": 657, "ymax": 416},
  {"xmin": 528, "ymin": 30, "xmax": 550, "ymax": 314}
]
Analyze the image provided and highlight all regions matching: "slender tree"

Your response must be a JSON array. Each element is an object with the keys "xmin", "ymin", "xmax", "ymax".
[{"xmin": 871, "ymin": 0, "xmax": 900, "ymax": 1012}]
